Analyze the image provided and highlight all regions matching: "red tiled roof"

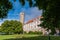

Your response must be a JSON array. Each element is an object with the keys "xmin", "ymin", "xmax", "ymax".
[
  {"xmin": 26, "ymin": 20, "xmax": 33, "ymax": 24},
  {"xmin": 26, "ymin": 16, "xmax": 43, "ymax": 24}
]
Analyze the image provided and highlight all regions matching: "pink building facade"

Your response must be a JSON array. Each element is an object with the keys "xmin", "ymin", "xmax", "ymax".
[{"xmin": 23, "ymin": 16, "xmax": 48, "ymax": 35}]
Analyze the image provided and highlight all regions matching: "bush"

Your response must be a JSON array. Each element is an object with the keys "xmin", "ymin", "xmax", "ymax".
[
  {"xmin": 29, "ymin": 31, "xmax": 42, "ymax": 34},
  {"xmin": 24, "ymin": 31, "xmax": 43, "ymax": 35}
]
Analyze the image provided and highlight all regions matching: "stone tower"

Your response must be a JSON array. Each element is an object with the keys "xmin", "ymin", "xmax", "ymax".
[{"xmin": 20, "ymin": 12, "xmax": 25, "ymax": 25}]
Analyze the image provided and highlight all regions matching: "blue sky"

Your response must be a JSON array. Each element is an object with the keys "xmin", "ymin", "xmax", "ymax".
[{"xmin": 0, "ymin": 0, "xmax": 42, "ymax": 25}]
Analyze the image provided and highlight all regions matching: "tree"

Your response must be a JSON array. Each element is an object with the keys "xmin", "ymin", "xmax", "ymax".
[
  {"xmin": 0, "ymin": 0, "xmax": 12, "ymax": 19},
  {"xmin": 17, "ymin": 0, "xmax": 60, "ymax": 35},
  {"xmin": 0, "ymin": 20, "xmax": 22, "ymax": 34}
]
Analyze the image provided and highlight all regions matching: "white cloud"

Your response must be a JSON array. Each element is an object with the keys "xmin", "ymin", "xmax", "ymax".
[{"xmin": 24, "ymin": 7, "xmax": 42, "ymax": 23}]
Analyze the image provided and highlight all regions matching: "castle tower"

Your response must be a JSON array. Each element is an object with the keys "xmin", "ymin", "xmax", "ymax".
[{"xmin": 20, "ymin": 12, "xmax": 25, "ymax": 25}]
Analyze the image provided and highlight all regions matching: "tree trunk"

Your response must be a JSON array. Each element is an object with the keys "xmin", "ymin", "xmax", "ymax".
[{"xmin": 59, "ymin": 29, "xmax": 60, "ymax": 35}]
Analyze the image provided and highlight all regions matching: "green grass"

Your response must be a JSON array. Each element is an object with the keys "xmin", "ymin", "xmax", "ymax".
[
  {"xmin": 50, "ymin": 36, "xmax": 60, "ymax": 40},
  {"xmin": 0, "ymin": 34, "xmax": 60, "ymax": 40},
  {"xmin": 0, "ymin": 34, "xmax": 39, "ymax": 40}
]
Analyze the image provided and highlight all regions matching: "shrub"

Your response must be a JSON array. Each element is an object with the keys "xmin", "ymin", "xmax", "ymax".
[{"xmin": 24, "ymin": 31, "xmax": 43, "ymax": 35}]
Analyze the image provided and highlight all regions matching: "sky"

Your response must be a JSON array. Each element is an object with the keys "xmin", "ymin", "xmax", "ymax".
[{"xmin": 0, "ymin": 0, "xmax": 42, "ymax": 25}]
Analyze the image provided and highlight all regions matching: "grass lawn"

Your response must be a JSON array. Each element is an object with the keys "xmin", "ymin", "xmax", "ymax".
[
  {"xmin": 0, "ymin": 34, "xmax": 39, "ymax": 40},
  {"xmin": 0, "ymin": 34, "xmax": 60, "ymax": 40}
]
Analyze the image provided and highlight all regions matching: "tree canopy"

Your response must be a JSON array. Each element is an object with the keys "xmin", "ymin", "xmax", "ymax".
[
  {"xmin": 0, "ymin": 20, "xmax": 22, "ymax": 34},
  {"xmin": 0, "ymin": 0, "xmax": 12, "ymax": 19}
]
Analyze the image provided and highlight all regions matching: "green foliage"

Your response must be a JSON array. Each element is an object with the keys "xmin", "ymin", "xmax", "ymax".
[
  {"xmin": 0, "ymin": 20, "xmax": 22, "ymax": 35},
  {"xmin": 14, "ymin": 0, "xmax": 33, "ymax": 7},
  {"xmin": 28, "ymin": 31, "xmax": 43, "ymax": 35},
  {"xmin": 19, "ymin": 0, "xmax": 25, "ymax": 6},
  {"xmin": 39, "ymin": 0, "xmax": 60, "ymax": 35},
  {"xmin": 24, "ymin": 31, "xmax": 43, "ymax": 35},
  {"xmin": 0, "ymin": 0, "xmax": 12, "ymax": 19}
]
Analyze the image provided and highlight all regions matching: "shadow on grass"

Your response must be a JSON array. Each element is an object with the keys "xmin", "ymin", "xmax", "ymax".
[
  {"xmin": 4, "ymin": 36, "xmax": 48, "ymax": 40},
  {"xmin": 4, "ymin": 36, "xmax": 60, "ymax": 40}
]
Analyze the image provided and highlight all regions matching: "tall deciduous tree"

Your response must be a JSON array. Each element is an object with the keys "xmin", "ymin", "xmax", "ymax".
[
  {"xmin": 17, "ymin": 0, "xmax": 60, "ymax": 35},
  {"xmin": 0, "ymin": 20, "xmax": 22, "ymax": 34},
  {"xmin": 0, "ymin": 0, "xmax": 12, "ymax": 19}
]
